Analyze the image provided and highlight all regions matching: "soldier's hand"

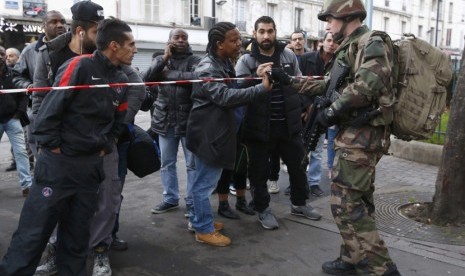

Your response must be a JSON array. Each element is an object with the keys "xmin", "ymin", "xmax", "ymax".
[
  {"xmin": 271, "ymin": 68, "xmax": 292, "ymax": 85},
  {"xmin": 316, "ymin": 107, "xmax": 338, "ymax": 128}
]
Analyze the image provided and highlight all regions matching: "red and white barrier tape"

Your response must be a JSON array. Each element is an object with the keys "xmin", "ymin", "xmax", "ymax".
[{"xmin": 0, "ymin": 76, "xmax": 323, "ymax": 94}]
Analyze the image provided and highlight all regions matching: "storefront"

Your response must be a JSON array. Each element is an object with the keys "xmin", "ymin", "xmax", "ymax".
[{"xmin": 1, "ymin": 0, "xmax": 48, "ymax": 51}]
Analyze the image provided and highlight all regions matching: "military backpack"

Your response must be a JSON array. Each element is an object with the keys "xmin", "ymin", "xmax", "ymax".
[{"xmin": 354, "ymin": 31, "xmax": 453, "ymax": 141}]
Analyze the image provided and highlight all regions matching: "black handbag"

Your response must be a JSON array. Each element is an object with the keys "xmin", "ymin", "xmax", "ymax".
[{"xmin": 126, "ymin": 123, "xmax": 161, "ymax": 178}]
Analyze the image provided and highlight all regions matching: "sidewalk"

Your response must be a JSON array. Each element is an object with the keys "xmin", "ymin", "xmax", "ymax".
[{"xmin": 0, "ymin": 111, "xmax": 464, "ymax": 275}]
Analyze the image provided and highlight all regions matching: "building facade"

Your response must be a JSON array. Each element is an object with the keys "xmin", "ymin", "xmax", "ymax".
[{"xmin": 1, "ymin": 0, "xmax": 463, "ymax": 72}]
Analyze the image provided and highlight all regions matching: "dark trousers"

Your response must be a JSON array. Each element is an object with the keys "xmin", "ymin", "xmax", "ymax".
[
  {"xmin": 0, "ymin": 150, "xmax": 104, "ymax": 276},
  {"xmin": 268, "ymin": 151, "xmax": 280, "ymax": 181},
  {"xmin": 216, "ymin": 140, "xmax": 248, "ymax": 194},
  {"xmin": 246, "ymin": 121, "xmax": 308, "ymax": 213}
]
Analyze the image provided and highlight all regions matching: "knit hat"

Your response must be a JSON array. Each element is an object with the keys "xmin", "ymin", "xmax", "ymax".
[{"xmin": 71, "ymin": 1, "xmax": 104, "ymax": 23}]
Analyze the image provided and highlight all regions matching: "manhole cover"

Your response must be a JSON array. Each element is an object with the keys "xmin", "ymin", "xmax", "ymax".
[{"xmin": 375, "ymin": 191, "xmax": 465, "ymax": 245}]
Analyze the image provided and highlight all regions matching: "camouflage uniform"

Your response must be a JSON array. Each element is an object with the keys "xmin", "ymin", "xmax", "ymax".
[{"xmin": 297, "ymin": 22, "xmax": 398, "ymax": 276}]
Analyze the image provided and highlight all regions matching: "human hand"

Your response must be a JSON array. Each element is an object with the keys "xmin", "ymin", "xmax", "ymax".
[
  {"xmin": 256, "ymin": 62, "xmax": 273, "ymax": 78},
  {"xmin": 316, "ymin": 107, "xmax": 338, "ymax": 128},
  {"xmin": 163, "ymin": 43, "xmax": 174, "ymax": 62},
  {"xmin": 271, "ymin": 68, "xmax": 292, "ymax": 85}
]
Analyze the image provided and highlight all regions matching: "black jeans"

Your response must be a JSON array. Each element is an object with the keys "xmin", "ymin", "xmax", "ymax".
[
  {"xmin": 268, "ymin": 150, "xmax": 280, "ymax": 181},
  {"xmin": 246, "ymin": 121, "xmax": 308, "ymax": 213},
  {"xmin": 216, "ymin": 140, "xmax": 248, "ymax": 194},
  {"xmin": 0, "ymin": 150, "xmax": 104, "ymax": 276}
]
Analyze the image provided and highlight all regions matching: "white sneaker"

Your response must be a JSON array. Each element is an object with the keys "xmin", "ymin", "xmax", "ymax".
[
  {"xmin": 93, "ymin": 252, "xmax": 112, "ymax": 276},
  {"xmin": 34, "ymin": 243, "xmax": 57, "ymax": 276},
  {"xmin": 267, "ymin": 180, "xmax": 280, "ymax": 194},
  {"xmin": 229, "ymin": 185, "xmax": 236, "ymax": 196}
]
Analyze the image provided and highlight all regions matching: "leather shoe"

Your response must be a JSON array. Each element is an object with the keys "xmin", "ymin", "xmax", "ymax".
[
  {"xmin": 110, "ymin": 236, "xmax": 128, "ymax": 251},
  {"xmin": 218, "ymin": 201, "xmax": 240, "ymax": 219},
  {"xmin": 22, "ymin": 187, "xmax": 30, "ymax": 197},
  {"xmin": 235, "ymin": 197, "xmax": 255, "ymax": 215},
  {"xmin": 6, "ymin": 163, "xmax": 16, "ymax": 172},
  {"xmin": 322, "ymin": 258, "xmax": 357, "ymax": 275}
]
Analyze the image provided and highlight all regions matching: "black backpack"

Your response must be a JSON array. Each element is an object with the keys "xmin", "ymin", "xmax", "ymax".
[{"xmin": 127, "ymin": 124, "xmax": 161, "ymax": 178}]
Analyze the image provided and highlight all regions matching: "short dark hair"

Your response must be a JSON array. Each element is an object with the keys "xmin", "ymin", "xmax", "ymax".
[
  {"xmin": 254, "ymin": 16, "xmax": 276, "ymax": 31},
  {"xmin": 206, "ymin": 21, "xmax": 236, "ymax": 55},
  {"xmin": 290, "ymin": 31, "xmax": 305, "ymax": 40},
  {"xmin": 71, "ymin": 20, "xmax": 97, "ymax": 34},
  {"xmin": 96, "ymin": 18, "xmax": 132, "ymax": 51},
  {"xmin": 43, "ymin": 10, "xmax": 63, "ymax": 24}
]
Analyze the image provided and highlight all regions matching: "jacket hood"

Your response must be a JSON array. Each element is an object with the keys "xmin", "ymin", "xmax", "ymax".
[{"xmin": 41, "ymin": 32, "xmax": 72, "ymax": 52}]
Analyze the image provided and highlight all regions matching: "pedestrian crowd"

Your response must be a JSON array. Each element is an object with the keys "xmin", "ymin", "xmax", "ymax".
[{"xmin": 0, "ymin": 0, "xmax": 401, "ymax": 275}]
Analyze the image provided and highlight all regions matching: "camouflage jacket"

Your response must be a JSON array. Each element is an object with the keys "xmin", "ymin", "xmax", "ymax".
[{"xmin": 297, "ymin": 25, "xmax": 395, "ymax": 153}]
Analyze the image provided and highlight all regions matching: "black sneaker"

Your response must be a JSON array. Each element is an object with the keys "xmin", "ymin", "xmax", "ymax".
[
  {"xmin": 218, "ymin": 201, "xmax": 240, "ymax": 219},
  {"xmin": 110, "ymin": 235, "xmax": 128, "ymax": 251},
  {"xmin": 322, "ymin": 258, "xmax": 357, "ymax": 275},
  {"xmin": 310, "ymin": 185, "xmax": 323, "ymax": 197},
  {"xmin": 235, "ymin": 197, "xmax": 255, "ymax": 215},
  {"xmin": 151, "ymin": 202, "xmax": 179, "ymax": 214}
]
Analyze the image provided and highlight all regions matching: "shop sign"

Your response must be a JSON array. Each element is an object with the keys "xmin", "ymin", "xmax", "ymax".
[{"xmin": 0, "ymin": 17, "xmax": 44, "ymax": 33}]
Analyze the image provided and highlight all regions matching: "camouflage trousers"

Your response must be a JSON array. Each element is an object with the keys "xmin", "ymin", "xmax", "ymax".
[{"xmin": 329, "ymin": 148, "xmax": 396, "ymax": 275}]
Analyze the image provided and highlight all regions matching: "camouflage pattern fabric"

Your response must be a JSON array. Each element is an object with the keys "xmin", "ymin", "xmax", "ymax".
[
  {"xmin": 330, "ymin": 148, "xmax": 396, "ymax": 275},
  {"xmin": 297, "ymin": 25, "xmax": 397, "ymax": 275}
]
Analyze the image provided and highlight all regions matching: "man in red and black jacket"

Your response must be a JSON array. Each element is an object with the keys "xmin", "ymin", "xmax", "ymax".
[{"xmin": 0, "ymin": 18, "xmax": 137, "ymax": 276}]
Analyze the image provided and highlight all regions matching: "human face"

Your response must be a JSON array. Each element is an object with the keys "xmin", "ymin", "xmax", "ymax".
[
  {"xmin": 82, "ymin": 25, "xmax": 98, "ymax": 54},
  {"xmin": 44, "ymin": 12, "xmax": 66, "ymax": 40},
  {"xmin": 217, "ymin": 28, "xmax": 242, "ymax": 60},
  {"xmin": 322, "ymin": 33, "xmax": 337, "ymax": 54},
  {"xmin": 290, "ymin": 33, "xmax": 305, "ymax": 52},
  {"xmin": 325, "ymin": 16, "xmax": 344, "ymax": 39},
  {"xmin": 169, "ymin": 29, "xmax": 189, "ymax": 53},
  {"xmin": 115, "ymin": 32, "xmax": 137, "ymax": 65},
  {"xmin": 5, "ymin": 49, "xmax": 19, "ymax": 67},
  {"xmin": 254, "ymin": 23, "xmax": 276, "ymax": 52}
]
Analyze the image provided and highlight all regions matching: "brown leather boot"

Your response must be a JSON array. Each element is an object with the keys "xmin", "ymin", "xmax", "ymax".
[{"xmin": 195, "ymin": 231, "xmax": 231, "ymax": 247}]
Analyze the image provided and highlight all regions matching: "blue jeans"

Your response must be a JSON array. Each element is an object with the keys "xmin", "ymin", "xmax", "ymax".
[
  {"xmin": 327, "ymin": 126, "xmax": 339, "ymax": 171},
  {"xmin": 159, "ymin": 128, "xmax": 195, "ymax": 206},
  {"xmin": 189, "ymin": 156, "xmax": 222, "ymax": 234},
  {"xmin": 307, "ymin": 133, "xmax": 325, "ymax": 187},
  {"xmin": 0, "ymin": 118, "xmax": 32, "ymax": 190}
]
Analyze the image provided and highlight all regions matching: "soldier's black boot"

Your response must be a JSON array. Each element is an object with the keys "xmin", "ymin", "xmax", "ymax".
[
  {"xmin": 383, "ymin": 263, "xmax": 402, "ymax": 276},
  {"xmin": 322, "ymin": 258, "xmax": 357, "ymax": 275}
]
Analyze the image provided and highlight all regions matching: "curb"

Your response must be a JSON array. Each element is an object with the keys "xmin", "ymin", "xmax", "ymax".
[{"xmin": 389, "ymin": 136, "xmax": 443, "ymax": 166}]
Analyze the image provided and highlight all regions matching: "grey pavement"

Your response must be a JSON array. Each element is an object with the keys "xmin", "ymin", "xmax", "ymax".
[{"xmin": 0, "ymin": 111, "xmax": 464, "ymax": 276}]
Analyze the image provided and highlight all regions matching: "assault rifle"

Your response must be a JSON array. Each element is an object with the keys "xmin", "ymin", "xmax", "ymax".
[{"xmin": 301, "ymin": 60, "xmax": 350, "ymax": 167}]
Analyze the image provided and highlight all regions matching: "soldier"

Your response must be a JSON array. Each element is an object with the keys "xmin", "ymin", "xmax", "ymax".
[{"xmin": 296, "ymin": 0, "xmax": 401, "ymax": 275}]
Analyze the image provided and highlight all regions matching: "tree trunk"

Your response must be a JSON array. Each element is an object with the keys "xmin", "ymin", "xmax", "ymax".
[{"xmin": 430, "ymin": 48, "xmax": 465, "ymax": 224}]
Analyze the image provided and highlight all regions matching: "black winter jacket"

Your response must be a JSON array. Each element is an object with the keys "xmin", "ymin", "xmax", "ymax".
[
  {"xmin": 186, "ymin": 55, "xmax": 268, "ymax": 170},
  {"xmin": 144, "ymin": 48, "xmax": 201, "ymax": 137},
  {"xmin": 235, "ymin": 43, "xmax": 303, "ymax": 142},
  {"xmin": 0, "ymin": 66, "xmax": 28, "ymax": 123},
  {"xmin": 33, "ymin": 51, "xmax": 128, "ymax": 156}
]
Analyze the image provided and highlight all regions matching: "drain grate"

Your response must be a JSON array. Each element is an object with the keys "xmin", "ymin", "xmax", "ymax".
[{"xmin": 375, "ymin": 191, "xmax": 465, "ymax": 245}]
